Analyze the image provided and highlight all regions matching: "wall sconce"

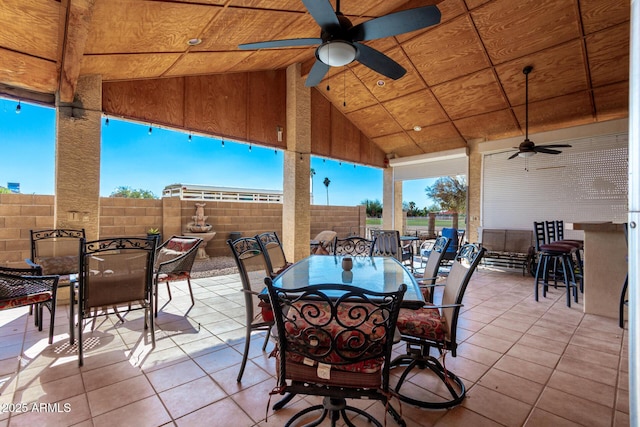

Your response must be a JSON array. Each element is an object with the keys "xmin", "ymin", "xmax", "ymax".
[{"xmin": 276, "ymin": 126, "xmax": 283, "ymax": 142}]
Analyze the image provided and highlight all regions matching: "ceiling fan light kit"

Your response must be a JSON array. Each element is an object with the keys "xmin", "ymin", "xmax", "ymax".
[
  {"xmin": 238, "ymin": 0, "xmax": 441, "ymax": 87},
  {"xmin": 317, "ymin": 41, "xmax": 357, "ymax": 66}
]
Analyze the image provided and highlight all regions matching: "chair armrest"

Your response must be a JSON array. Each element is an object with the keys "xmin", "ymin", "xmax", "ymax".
[
  {"xmin": 427, "ymin": 303, "xmax": 463, "ymax": 309},
  {"xmin": 419, "ymin": 283, "xmax": 446, "ymax": 289},
  {"xmin": 416, "ymin": 275, "xmax": 439, "ymax": 283},
  {"xmin": 23, "ymin": 259, "xmax": 43, "ymax": 274}
]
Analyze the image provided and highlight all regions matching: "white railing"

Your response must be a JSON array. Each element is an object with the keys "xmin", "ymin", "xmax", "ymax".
[{"xmin": 162, "ymin": 185, "xmax": 283, "ymax": 203}]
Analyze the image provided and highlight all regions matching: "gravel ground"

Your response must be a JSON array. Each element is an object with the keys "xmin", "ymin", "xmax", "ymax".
[{"xmin": 191, "ymin": 256, "xmax": 238, "ymax": 278}]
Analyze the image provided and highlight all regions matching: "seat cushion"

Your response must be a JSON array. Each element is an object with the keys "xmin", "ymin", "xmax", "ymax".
[
  {"xmin": 166, "ymin": 238, "xmax": 198, "ymax": 252},
  {"xmin": 281, "ymin": 356, "xmax": 382, "ymax": 388},
  {"xmin": 36, "ymin": 255, "xmax": 78, "ymax": 275},
  {"xmin": 283, "ymin": 301, "xmax": 387, "ymax": 374},
  {"xmin": 156, "ymin": 272, "xmax": 190, "ymax": 282},
  {"xmin": 396, "ymin": 304, "xmax": 446, "ymax": 341},
  {"xmin": 0, "ymin": 291, "xmax": 52, "ymax": 310}
]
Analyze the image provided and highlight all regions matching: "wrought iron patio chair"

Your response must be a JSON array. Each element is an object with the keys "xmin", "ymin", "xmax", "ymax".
[
  {"xmin": 264, "ymin": 278, "xmax": 407, "ymax": 426},
  {"xmin": 256, "ymin": 231, "xmax": 292, "ymax": 277},
  {"xmin": 227, "ymin": 237, "xmax": 274, "ymax": 382},
  {"xmin": 25, "ymin": 228, "xmax": 85, "ymax": 283},
  {"xmin": 331, "ymin": 236, "xmax": 374, "ymax": 256},
  {"xmin": 370, "ymin": 230, "xmax": 412, "ymax": 269},
  {"xmin": 154, "ymin": 235, "xmax": 203, "ymax": 317},
  {"xmin": 391, "ymin": 243, "xmax": 485, "ymax": 409},
  {"xmin": 0, "ymin": 266, "xmax": 59, "ymax": 344},
  {"xmin": 75, "ymin": 237, "xmax": 156, "ymax": 366}
]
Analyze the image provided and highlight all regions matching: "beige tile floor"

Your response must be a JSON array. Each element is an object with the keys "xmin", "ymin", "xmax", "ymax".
[{"xmin": 0, "ymin": 265, "xmax": 629, "ymax": 426}]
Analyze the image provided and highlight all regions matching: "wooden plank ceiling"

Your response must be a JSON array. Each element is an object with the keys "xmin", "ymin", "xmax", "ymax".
[{"xmin": 0, "ymin": 0, "xmax": 630, "ymax": 163}]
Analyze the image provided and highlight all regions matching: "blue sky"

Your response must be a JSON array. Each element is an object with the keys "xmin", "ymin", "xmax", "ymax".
[{"xmin": 0, "ymin": 97, "xmax": 436, "ymax": 207}]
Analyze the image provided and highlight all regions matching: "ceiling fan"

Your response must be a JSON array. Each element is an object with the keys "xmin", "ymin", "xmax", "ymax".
[
  {"xmin": 238, "ymin": 0, "xmax": 441, "ymax": 87},
  {"xmin": 508, "ymin": 65, "xmax": 571, "ymax": 159}
]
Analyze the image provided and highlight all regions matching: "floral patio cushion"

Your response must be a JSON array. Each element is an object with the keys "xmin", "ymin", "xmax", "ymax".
[
  {"xmin": 396, "ymin": 304, "xmax": 446, "ymax": 341},
  {"xmin": 283, "ymin": 301, "xmax": 387, "ymax": 374},
  {"xmin": 36, "ymin": 256, "xmax": 78, "ymax": 275},
  {"xmin": 0, "ymin": 291, "xmax": 52, "ymax": 310},
  {"xmin": 165, "ymin": 238, "xmax": 198, "ymax": 252}
]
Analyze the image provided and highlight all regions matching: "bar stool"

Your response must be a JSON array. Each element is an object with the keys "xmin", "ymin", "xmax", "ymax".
[
  {"xmin": 547, "ymin": 221, "xmax": 584, "ymax": 292},
  {"xmin": 534, "ymin": 222, "xmax": 579, "ymax": 307}
]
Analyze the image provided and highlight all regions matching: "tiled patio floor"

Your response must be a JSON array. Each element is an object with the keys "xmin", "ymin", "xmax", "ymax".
[{"xmin": 0, "ymin": 265, "xmax": 629, "ymax": 426}]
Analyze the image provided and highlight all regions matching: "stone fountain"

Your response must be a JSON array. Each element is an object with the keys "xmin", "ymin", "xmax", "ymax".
[{"xmin": 184, "ymin": 203, "xmax": 216, "ymax": 259}]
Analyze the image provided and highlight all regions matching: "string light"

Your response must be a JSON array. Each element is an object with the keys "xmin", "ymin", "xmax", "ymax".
[
  {"xmin": 249, "ymin": 144, "xmax": 252, "ymax": 152},
  {"xmin": 148, "ymin": 125, "xmax": 153, "ymax": 135},
  {"xmin": 221, "ymin": 139, "xmax": 225, "ymax": 148},
  {"xmin": 15, "ymin": 100, "xmax": 21, "ymax": 114},
  {"xmin": 188, "ymin": 133, "xmax": 192, "ymax": 142},
  {"xmin": 104, "ymin": 116, "xmax": 109, "ymax": 126},
  {"xmin": 274, "ymin": 149, "xmax": 277, "ymax": 155}
]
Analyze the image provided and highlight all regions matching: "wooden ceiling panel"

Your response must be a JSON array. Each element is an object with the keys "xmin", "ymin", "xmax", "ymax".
[
  {"xmin": 0, "ymin": 49, "xmax": 58, "ymax": 93},
  {"xmin": 164, "ymin": 51, "xmax": 253, "ymax": 76},
  {"xmin": 346, "ymin": 104, "xmax": 403, "ymax": 139},
  {"xmin": 184, "ymin": 74, "xmax": 248, "ymax": 140},
  {"xmin": 372, "ymin": 132, "xmax": 415, "ymax": 155},
  {"xmin": 580, "ymin": 0, "xmax": 630, "ymax": 35},
  {"xmin": 472, "ymin": 0, "xmax": 580, "ymax": 64},
  {"xmin": 227, "ymin": 0, "xmax": 306, "ymax": 12},
  {"xmin": 593, "ymin": 81, "xmax": 629, "ymax": 122},
  {"xmin": 81, "ymin": 54, "xmax": 181, "ymax": 80},
  {"xmin": 351, "ymin": 48, "xmax": 427, "ymax": 102},
  {"xmin": 199, "ymin": 8, "xmax": 314, "ymax": 51},
  {"xmin": 495, "ymin": 40, "xmax": 588, "ymax": 106},
  {"xmin": 411, "ymin": 122, "xmax": 465, "ymax": 150},
  {"xmin": 513, "ymin": 92, "xmax": 594, "ymax": 134},
  {"xmin": 320, "ymin": 71, "xmax": 377, "ymax": 114},
  {"xmin": 311, "ymin": 90, "xmax": 332, "ymax": 157},
  {"xmin": 432, "ymin": 69, "xmax": 508, "ymax": 120},
  {"xmin": 103, "ymin": 78, "xmax": 185, "ymax": 127},
  {"xmin": 0, "ymin": 0, "xmax": 60, "ymax": 61},
  {"xmin": 232, "ymin": 49, "xmax": 313, "ymax": 73},
  {"xmin": 86, "ymin": 1, "xmax": 220, "ymax": 54},
  {"xmin": 586, "ymin": 23, "xmax": 630, "ymax": 88},
  {"xmin": 382, "ymin": 90, "xmax": 448, "ymax": 130},
  {"xmin": 403, "ymin": 15, "xmax": 489, "ymax": 86},
  {"xmin": 454, "ymin": 109, "xmax": 521, "ymax": 141},
  {"xmin": 331, "ymin": 107, "xmax": 362, "ymax": 161}
]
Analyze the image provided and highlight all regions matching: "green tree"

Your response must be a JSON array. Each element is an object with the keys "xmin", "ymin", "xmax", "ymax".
[
  {"xmin": 323, "ymin": 177, "xmax": 330, "ymax": 205},
  {"xmin": 310, "ymin": 168, "xmax": 316, "ymax": 203},
  {"xmin": 110, "ymin": 186, "xmax": 157, "ymax": 199},
  {"xmin": 361, "ymin": 199, "xmax": 383, "ymax": 218},
  {"xmin": 0, "ymin": 186, "xmax": 11, "ymax": 194},
  {"xmin": 425, "ymin": 176, "xmax": 466, "ymax": 213}
]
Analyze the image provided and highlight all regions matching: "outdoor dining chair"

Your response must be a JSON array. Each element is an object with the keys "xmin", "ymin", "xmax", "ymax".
[
  {"xmin": 264, "ymin": 278, "xmax": 407, "ymax": 426},
  {"xmin": 25, "ymin": 228, "xmax": 85, "ymax": 288},
  {"xmin": 391, "ymin": 243, "xmax": 485, "ymax": 409},
  {"xmin": 370, "ymin": 230, "xmax": 413, "ymax": 270},
  {"xmin": 227, "ymin": 237, "xmax": 274, "ymax": 382},
  {"xmin": 255, "ymin": 231, "xmax": 292, "ymax": 277},
  {"xmin": 74, "ymin": 237, "xmax": 156, "ymax": 366},
  {"xmin": 331, "ymin": 236, "xmax": 373, "ymax": 256},
  {"xmin": 153, "ymin": 235, "xmax": 203, "ymax": 317},
  {"xmin": 0, "ymin": 266, "xmax": 59, "ymax": 344}
]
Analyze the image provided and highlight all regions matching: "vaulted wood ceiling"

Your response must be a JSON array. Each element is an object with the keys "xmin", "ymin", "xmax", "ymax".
[{"xmin": 0, "ymin": 0, "xmax": 629, "ymax": 164}]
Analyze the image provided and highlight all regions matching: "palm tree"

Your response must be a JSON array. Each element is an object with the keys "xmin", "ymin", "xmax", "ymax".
[
  {"xmin": 323, "ymin": 177, "xmax": 331, "ymax": 205},
  {"xmin": 310, "ymin": 168, "xmax": 316, "ymax": 203}
]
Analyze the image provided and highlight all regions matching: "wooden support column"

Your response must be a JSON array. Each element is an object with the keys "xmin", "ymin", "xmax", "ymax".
[
  {"xmin": 282, "ymin": 63, "xmax": 311, "ymax": 262},
  {"xmin": 55, "ymin": 75, "xmax": 102, "ymax": 240},
  {"xmin": 467, "ymin": 140, "xmax": 482, "ymax": 243}
]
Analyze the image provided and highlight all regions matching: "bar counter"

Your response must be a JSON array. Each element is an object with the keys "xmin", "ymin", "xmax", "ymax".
[{"xmin": 566, "ymin": 222, "xmax": 627, "ymax": 318}]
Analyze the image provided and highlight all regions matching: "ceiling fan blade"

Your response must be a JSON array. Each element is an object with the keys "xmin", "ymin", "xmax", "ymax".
[
  {"xmin": 239, "ymin": 38, "xmax": 322, "ymax": 50},
  {"xmin": 534, "ymin": 147, "xmax": 562, "ymax": 155},
  {"xmin": 508, "ymin": 152, "xmax": 520, "ymax": 160},
  {"xmin": 348, "ymin": 5, "xmax": 441, "ymax": 41},
  {"xmin": 355, "ymin": 43, "xmax": 406, "ymax": 80},
  {"xmin": 538, "ymin": 144, "xmax": 572, "ymax": 149},
  {"xmin": 305, "ymin": 60, "xmax": 331, "ymax": 87},
  {"xmin": 302, "ymin": 0, "xmax": 340, "ymax": 30}
]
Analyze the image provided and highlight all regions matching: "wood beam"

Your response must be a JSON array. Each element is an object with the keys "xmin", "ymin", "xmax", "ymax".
[{"xmin": 58, "ymin": 0, "xmax": 96, "ymax": 104}]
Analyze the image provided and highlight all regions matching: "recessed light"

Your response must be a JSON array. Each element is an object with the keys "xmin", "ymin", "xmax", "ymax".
[
  {"xmin": 413, "ymin": 125, "xmax": 422, "ymax": 132},
  {"xmin": 376, "ymin": 80, "xmax": 385, "ymax": 87},
  {"xmin": 187, "ymin": 38, "xmax": 202, "ymax": 46}
]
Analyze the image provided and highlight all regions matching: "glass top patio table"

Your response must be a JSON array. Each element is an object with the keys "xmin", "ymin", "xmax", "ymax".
[{"xmin": 270, "ymin": 255, "xmax": 424, "ymax": 309}]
